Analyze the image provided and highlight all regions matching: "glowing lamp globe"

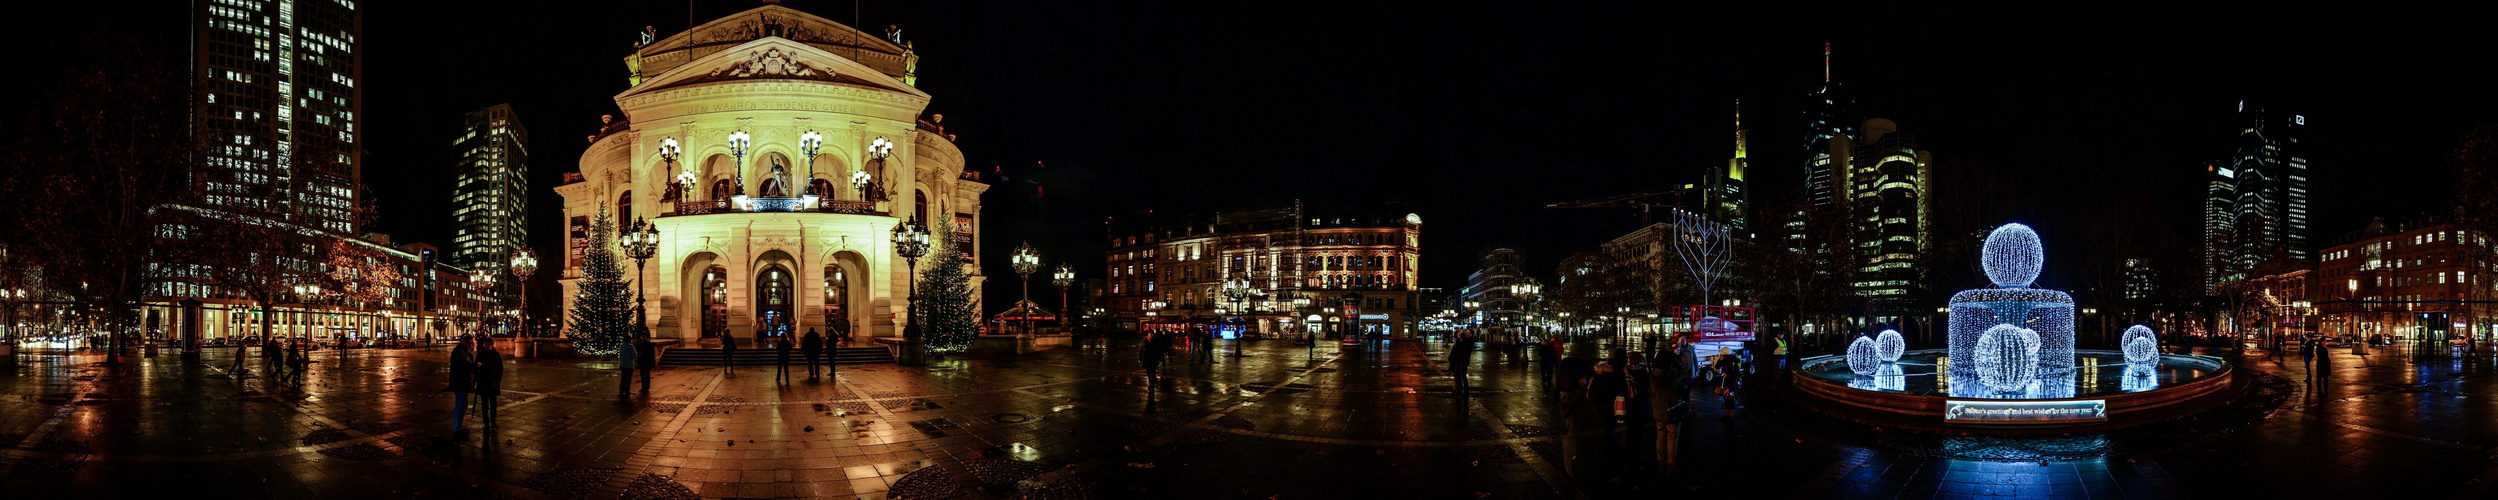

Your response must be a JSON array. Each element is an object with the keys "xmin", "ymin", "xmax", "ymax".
[
  {"xmin": 1875, "ymin": 329, "xmax": 1906, "ymax": 362},
  {"xmin": 1846, "ymin": 337, "xmax": 1879, "ymax": 376},
  {"xmin": 1982, "ymin": 223, "xmax": 2044, "ymax": 288},
  {"xmin": 1974, "ymin": 324, "xmax": 2041, "ymax": 393}
]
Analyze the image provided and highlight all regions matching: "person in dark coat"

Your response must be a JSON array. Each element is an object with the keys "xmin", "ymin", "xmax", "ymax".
[
  {"xmin": 1651, "ymin": 338, "xmax": 1691, "ymax": 474},
  {"xmin": 1588, "ymin": 361, "xmax": 1632, "ymax": 462},
  {"xmin": 1140, "ymin": 332, "xmax": 1168, "ymax": 387},
  {"xmin": 1623, "ymin": 352, "xmax": 1655, "ymax": 464},
  {"xmin": 1557, "ymin": 358, "xmax": 1608, "ymax": 479},
  {"xmin": 634, "ymin": 334, "xmax": 656, "ymax": 394},
  {"xmin": 444, "ymin": 335, "xmax": 476, "ymax": 435},
  {"xmin": 719, "ymin": 334, "xmax": 737, "ymax": 377},
  {"xmin": 802, "ymin": 328, "xmax": 825, "ymax": 379},
  {"xmin": 474, "ymin": 335, "xmax": 504, "ymax": 427},
  {"xmin": 774, "ymin": 334, "xmax": 794, "ymax": 384},
  {"xmin": 617, "ymin": 334, "xmax": 639, "ymax": 397},
  {"xmin": 1449, "ymin": 331, "xmax": 1477, "ymax": 400}
]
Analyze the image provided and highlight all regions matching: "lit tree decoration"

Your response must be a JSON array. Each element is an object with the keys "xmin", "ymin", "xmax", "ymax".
[
  {"xmin": 566, "ymin": 208, "xmax": 634, "ymax": 356},
  {"xmin": 1983, "ymin": 223, "xmax": 2043, "ymax": 288},
  {"xmin": 1846, "ymin": 336, "xmax": 1879, "ymax": 376},
  {"xmin": 1875, "ymin": 329, "xmax": 1905, "ymax": 362},
  {"xmin": 2124, "ymin": 336, "xmax": 2158, "ymax": 365},
  {"xmin": 2121, "ymin": 325, "xmax": 2157, "ymax": 359},
  {"xmin": 1670, "ymin": 210, "xmax": 1736, "ymax": 307},
  {"xmin": 1974, "ymin": 324, "xmax": 2040, "ymax": 393}
]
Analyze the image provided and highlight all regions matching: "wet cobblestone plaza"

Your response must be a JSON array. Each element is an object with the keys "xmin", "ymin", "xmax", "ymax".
[{"xmin": 3, "ymin": 340, "xmax": 2497, "ymax": 499}]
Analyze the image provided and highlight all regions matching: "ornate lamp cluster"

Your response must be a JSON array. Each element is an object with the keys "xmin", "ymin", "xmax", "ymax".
[
  {"xmin": 619, "ymin": 217, "xmax": 662, "ymax": 337},
  {"xmin": 509, "ymin": 248, "xmax": 538, "ymax": 337}
]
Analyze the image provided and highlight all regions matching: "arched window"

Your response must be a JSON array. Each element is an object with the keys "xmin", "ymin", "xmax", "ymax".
[
  {"xmin": 701, "ymin": 265, "xmax": 729, "ymax": 338},
  {"xmin": 914, "ymin": 190, "xmax": 928, "ymax": 226},
  {"xmin": 823, "ymin": 263, "xmax": 847, "ymax": 336},
  {"xmin": 616, "ymin": 191, "xmax": 633, "ymax": 231},
  {"xmin": 710, "ymin": 179, "xmax": 733, "ymax": 201},
  {"xmin": 807, "ymin": 178, "xmax": 833, "ymax": 198}
]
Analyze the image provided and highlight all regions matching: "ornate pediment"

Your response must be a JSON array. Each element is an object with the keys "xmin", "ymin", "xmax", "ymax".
[
  {"xmin": 710, "ymin": 47, "xmax": 825, "ymax": 80},
  {"xmin": 622, "ymin": 38, "xmax": 928, "ymax": 102}
]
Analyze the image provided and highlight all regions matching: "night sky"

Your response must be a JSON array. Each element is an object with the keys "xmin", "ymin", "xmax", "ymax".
[{"xmin": 22, "ymin": 2, "xmax": 2494, "ymax": 311}]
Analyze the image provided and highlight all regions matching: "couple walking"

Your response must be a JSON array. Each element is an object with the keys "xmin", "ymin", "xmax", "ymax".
[{"xmin": 442, "ymin": 334, "xmax": 503, "ymax": 437}]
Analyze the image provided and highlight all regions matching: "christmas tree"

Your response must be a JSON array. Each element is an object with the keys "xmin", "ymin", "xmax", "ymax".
[
  {"xmin": 917, "ymin": 217, "xmax": 979, "ymax": 352},
  {"xmin": 567, "ymin": 208, "xmax": 634, "ymax": 356}
]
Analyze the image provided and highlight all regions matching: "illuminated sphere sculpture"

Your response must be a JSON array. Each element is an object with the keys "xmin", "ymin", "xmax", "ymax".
[
  {"xmin": 1947, "ymin": 222, "xmax": 2076, "ymax": 398},
  {"xmin": 1982, "ymin": 223, "xmax": 2044, "ymax": 288},
  {"xmin": 2121, "ymin": 325, "xmax": 2157, "ymax": 358},
  {"xmin": 1974, "ymin": 324, "xmax": 2041, "ymax": 393},
  {"xmin": 1846, "ymin": 336, "xmax": 1879, "ymax": 376},
  {"xmin": 2124, "ymin": 336, "xmax": 2158, "ymax": 365},
  {"xmin": 1875, "ymin": 329, "xmax": 1906, "ymax": 362}
]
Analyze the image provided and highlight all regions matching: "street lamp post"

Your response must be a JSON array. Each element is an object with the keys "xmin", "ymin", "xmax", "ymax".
[
  {"xmin": 510, "ymin": 249, "xmax": 538, "ymax": 337},
  {"xmin": 1012, "ymin": 242, "xmax": 1041, "ymax": 340},
  {"xmin": 468, "ymin": 269, "xmax": 494, "ymax": 340},
  {"xmin": 726, "ymin": 130, "xmax": 751, "ymax": 198},
  {"xmin": 620, "ymin": 217, "xmax": 662, "ymax": 339},
  {"xmin": 1223, "ymin": 275, "xmax": 1250, "ymax": 358},
  {"xmin": 799, "ymin": 130, "xmax": 823, "ymax": 185},
  {"xmin": 892, "ymin": 217, "xmax": 931, "ymax": 365},
  {"xmin": 858, "ymin": 136, "xmax": 892, "ymax": 202},
  {"xmin": 1052, "ymin": 263, "xmax": 1075, "ymax": 334}
]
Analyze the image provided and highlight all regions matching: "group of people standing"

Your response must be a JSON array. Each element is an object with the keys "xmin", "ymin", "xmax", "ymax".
[
  {"xmin": 441, "ymin": 334, "xmax": 504, "ymax": 437},
  {"xmin": 713, "ymin": 328, "xmax": 842, "ymax": 383}
]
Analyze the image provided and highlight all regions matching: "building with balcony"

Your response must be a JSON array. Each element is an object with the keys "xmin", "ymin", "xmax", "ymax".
[
  {"xmin": 556, "ymin": 5, "xmax": 987, "ymax": 344},
  {"xmin": 1106, "ymin": 203, "xmax": 1423, "ymax": 339}
]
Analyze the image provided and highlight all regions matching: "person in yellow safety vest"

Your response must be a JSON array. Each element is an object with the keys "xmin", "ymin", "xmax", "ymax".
[{"xmin": 1768, "ymin": 332, "xmax": 1790, "ymax": 386}]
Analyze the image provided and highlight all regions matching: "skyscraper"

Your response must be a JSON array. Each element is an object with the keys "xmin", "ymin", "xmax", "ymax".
[
  {"xmin": 2201, "ymin": 161, "xmax": 2235, "ymax": 293},
  {"xmin": 451, "ymin": 104, "xmax": 530, "ymax": 269},
  {"xmin": 191, "ymin": 0, "xmax": 363, "ymax": 233},
  {"xmin": 1847, "ymin": 118, "xmax": 1932, "ymax": 310},
  {"xmin": 2211, "ymin": 102, "xmax": 2311, "ymax": 287},
  {"xmin": 1707, "ymin": 100, "xmax": 1751, "ymax": 237},
  {"xmin": 1801, "ymin": 43, "xmax": 1859, "ymax": 209}
]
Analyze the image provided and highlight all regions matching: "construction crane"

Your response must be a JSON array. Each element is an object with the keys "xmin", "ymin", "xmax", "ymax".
[{"xmin": 1545, "ymin": 185, "xmax": 1701, "ymax": 226}]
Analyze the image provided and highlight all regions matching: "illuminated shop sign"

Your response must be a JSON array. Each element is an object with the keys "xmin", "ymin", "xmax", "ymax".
[{"xmin": 1943, "ymin": 400, "xmax": 2107, "ymax": 424}]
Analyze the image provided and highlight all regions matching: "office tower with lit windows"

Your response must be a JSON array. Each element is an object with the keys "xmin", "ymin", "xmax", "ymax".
[
  {"xmin": 2201, "ymin": 161, "xmax": 2235, "ymax": 293},
  {"xmin": 2214, "ymin": 102, "xmax": 2311, "ymax": 286},
  {"xmin": 1709, "ymin": 101, "xmax": 1751, "ymax": 237},
  {"xmin": 1846, "ymin": 118, "xmax": 1931, "ymax": 311},
  {"xmin": 451, "ymin": 104, "xmax": 530, "ymax": 269},
  {"xmin": 191, "ymin": 0, "xmax": 363, "ymax": 234}
]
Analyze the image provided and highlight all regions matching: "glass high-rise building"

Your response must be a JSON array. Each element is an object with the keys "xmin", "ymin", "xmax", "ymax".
[
  {"xmin": 191, "ymin": 0, "xmax": 362, "ymax": 234},
  {"xmin": 1847, "ymin": 118, "xmax": 1931, "ymax": 310},
  {"xmin": 451, "ymin": 104, "xmax": 530, "ymax": 269},
  {"xmin": 2210, "ymin": 101, "xmax": 2311, "ymax": 287},
  {"xmin": 2201, "ymin": 161, "xmax": 2235, "ymax": 293},
  {"xmin": 1801, "ymin": 43, "xmax": 1859, "ymax": 210}
]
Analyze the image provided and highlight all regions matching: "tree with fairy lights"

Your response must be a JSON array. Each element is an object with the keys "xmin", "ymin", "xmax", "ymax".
[
  {"xmin": 917, "ymin": 217, "xmax": 978, "ymax": 352},
  {"xmin": 566, "ymin": 208, "xmax": 633, "ymax": 355}
]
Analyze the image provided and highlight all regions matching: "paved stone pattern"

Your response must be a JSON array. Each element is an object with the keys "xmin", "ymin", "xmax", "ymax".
[{"xmin": 0, "ymin": 340, "xmax": 2494, "ymax": 498}]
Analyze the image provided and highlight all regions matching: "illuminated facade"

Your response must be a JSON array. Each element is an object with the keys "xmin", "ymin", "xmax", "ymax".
[
  {"xmin": 1107, "ymin": 205, "xmax": 1424, "ymax": 338},
  {"xmin": 2314, "ymin": 217, "xmax": 2497, "ymax": 354},
  {"xmin": 190, "ymin": 0, "xmax": 363, "ymax": 234},
  {"xmin": 557, "ymin": 5, "xmax": 986, "ymax": 343},
  {"xmin": 2201, "ymin": 161, "xmax": 2234, "ymax": 293},
  {"xmin": 140, "ymin": 210, "xmax": 490, "ymax": 344},
  {"xmin": 1800, "ymin": 43, "xmax": 1859, "ymax": 210},
  {"xmin": 1458, "ymin": 249, "xmax": 1526, "ymax": 328},
  {"xmin": 451, "ymin": 104, "xmax": 530, "ymax": 271}
]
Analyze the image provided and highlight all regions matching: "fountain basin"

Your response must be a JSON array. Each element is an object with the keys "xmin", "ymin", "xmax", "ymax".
[{"xmin": 1789, "ymin": 349, "xmax": 2233, "ymax": 430}]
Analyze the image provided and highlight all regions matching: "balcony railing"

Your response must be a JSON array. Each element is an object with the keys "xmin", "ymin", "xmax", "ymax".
[
  {"xmin": 664, "ymin": 197, "xmax": 890, "ymax": 217},
  {"xmin": 819, "ymin": 200, "xmax": 879, "ymax": 215},
  {"xmin": 674, "ymin": 200, "xmax": 732, "ymax": 215}
]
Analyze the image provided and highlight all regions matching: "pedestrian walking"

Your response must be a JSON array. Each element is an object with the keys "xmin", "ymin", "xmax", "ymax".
[
  {"xmin": 1557, "ymin": 357, "xmax": 1600, "ymax": 479},
  {"xmin": 802, "ymin": 328, "xmax": 825, "ymax": 379},
  {"xmin": 1448, "ymin": 331, "xmax": 1476, "ymax": 401},
  {"xmin": 774, "ymin": 334, "xmax": 794, "ymax": 384},
  {"xmin": 1139, "ymin": 332, "xmax": 1168, "ymax": 387},
  {"xmin": 475, "ymin": 335, "xmax": 503, "ymax": 428},
  {"xmin": 720, "ymin": 334, "xmax": 738, "ymax": 377},
  {"xmin": 1589, "ymin": 361, "xmax": 1631, "ymax": 461},
  {"xmin": 617, "ymin": 334, "xmax": 639, "ymax": 397},
  {"xmin": 1713, "ymin": 349, "xmax": 1741, "ymax": 417},
  {"xmin": 634, "ymin": 334, "xmax": 656, "ymax": 394},
  {"xmin": 443, "ymin": 335, "xmax": 476, "ymax": 436},
  {"xmin": 288, "ymin": 340, "xmax": 310, "ymax": 385},
  {"xmin": 1651, "ymin": 339, "xmax": 1691, "ymax": 474}
]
